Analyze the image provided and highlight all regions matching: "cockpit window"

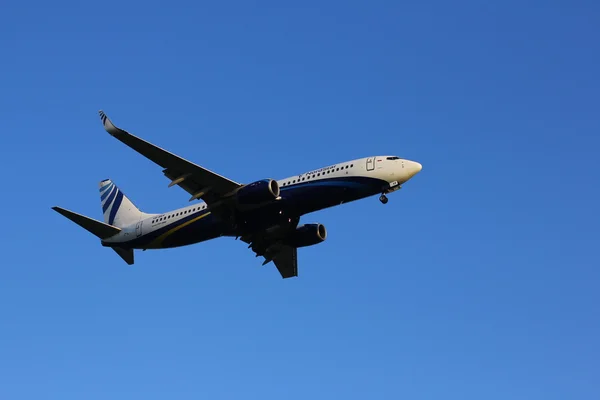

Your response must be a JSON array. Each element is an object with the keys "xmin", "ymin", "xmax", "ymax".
[{"xmin": 387, "ymin": 156, "xmax": 400, "ymax": 160}]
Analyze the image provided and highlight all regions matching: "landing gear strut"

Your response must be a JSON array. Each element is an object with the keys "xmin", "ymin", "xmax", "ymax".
[{"xmin": 379, "ymin": 194, "xmax": 388, "ymax": 204}]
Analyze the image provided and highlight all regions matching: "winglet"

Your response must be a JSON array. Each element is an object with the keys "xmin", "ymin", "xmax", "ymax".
[{"xmin": 98, "ymin": 110, "xmax": 120, "ymax": 136}]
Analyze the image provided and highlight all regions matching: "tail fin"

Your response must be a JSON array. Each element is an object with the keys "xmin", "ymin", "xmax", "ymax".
[{"xmin": 99, "ymin": 179, "xmax": 143, "ymax": 228}]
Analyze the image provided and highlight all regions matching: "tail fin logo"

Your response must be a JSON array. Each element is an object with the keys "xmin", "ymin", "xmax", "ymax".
[{"xmin": 100, "ymin": 181, "xmax": 124, "ymax": 226}]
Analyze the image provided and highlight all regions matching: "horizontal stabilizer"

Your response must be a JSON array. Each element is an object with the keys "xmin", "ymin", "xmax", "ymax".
[
  {"xmin": 112, "ymin": 247, "xmax": 134, "ymax": 265},
  {"xmin": 52, "ymin": 206, "xmax": 121, "ymax": 239}
]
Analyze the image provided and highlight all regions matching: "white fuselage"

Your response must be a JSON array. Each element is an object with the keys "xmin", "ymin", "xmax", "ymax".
[{"xmin": 103, "ymin": 155, "xmax": 422, "ymax": 248}]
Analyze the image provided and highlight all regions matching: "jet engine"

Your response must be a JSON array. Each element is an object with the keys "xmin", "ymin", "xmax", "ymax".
[
  {"xmin": 284, "ymin": 223, "xmax": 327, "ymax": 248},
  {"xmin": 236, "ymin": 179, "xmax": 280, "ymax": 206}
]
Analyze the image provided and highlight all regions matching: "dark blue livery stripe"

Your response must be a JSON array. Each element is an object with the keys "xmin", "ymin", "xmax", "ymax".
[
  {"xmin": 102, "ymin": 188, "xmax": 119, "ymax": 213},
  {"xmin": 100, "ymin": 185, "xmax": 114, "ymax": 201},
  {"xmin": 108, "ymin": 191, "xmax": 124, "ymax": 225}
]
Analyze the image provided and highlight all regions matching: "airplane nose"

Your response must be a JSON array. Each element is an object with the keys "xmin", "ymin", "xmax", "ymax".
[{"xmin": 407, "ymin": 161, "xmax": 422, "ymax": 178}]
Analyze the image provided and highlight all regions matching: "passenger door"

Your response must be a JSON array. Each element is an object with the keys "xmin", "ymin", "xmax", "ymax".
[
  {"xmin": 136, "ymin": 221, "xmax": 143, "ymax": 237},
  {"xmin": 366, "ymin": 157, "xmax": 375, "ymax": 171}
]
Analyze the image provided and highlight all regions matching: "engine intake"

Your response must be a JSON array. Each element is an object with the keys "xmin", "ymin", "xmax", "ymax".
[
  {"xmin": 237, "ymin": 179, "xmax": 280, "ymax": 206},
  {"xmin": 285, "ymin": 223, "xmax": 327, "ymax": 248}
]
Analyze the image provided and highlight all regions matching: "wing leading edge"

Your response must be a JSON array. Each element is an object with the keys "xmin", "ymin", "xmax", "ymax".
[{"xmin": 98, "ymin": 110, "xmax": 242, "ymax": 206}]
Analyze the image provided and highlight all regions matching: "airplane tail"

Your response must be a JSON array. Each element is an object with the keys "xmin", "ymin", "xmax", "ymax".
[
  {"xmin": 51, "ymin": 206, "xmax": 134, "ymax": 265},
  {"xmin": 99, "ymin": 179, "xmax": 145, "ymax": 228}
]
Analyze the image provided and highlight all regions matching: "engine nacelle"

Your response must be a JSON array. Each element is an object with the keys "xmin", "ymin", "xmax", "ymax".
[
  {"xmin": 285, "ymin": 223, "xmax": 327, "ymax": 248},
  {"xmin": 236, "ymin": 179, "xmax": 280, "ymax": 206}
]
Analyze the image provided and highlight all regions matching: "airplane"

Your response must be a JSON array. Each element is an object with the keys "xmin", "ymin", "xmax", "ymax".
[{"xmin": 52, "ymin": 111, "xmax": 422, "ymax": 278}]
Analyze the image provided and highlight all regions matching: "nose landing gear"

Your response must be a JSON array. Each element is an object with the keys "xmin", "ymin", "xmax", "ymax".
[{"xmin": 379, "ymin": 194, "xmax": 388, "ymax": 204}]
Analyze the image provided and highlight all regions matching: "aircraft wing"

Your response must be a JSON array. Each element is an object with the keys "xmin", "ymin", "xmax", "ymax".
[
  {"xmin": 98, "ymin": 111, "xmax": 242, "ymax": 206},
  {"xmin": 271, "ymin": 245, "xmax": 298, "ymax": 279},
  {"xmin": 241, "ymin": 235, "xmax": 298, "ymax": 279}
]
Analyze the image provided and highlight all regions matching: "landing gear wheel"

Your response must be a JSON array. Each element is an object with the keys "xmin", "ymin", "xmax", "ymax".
[{"xmin": 379, "ymin": 194, "xmax": 388, "ymax": 204}]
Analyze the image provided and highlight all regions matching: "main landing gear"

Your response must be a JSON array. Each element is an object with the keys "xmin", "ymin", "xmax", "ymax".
[{"xmin": 379, "ymin": 194, "xmax": 388, "ymax": 204}]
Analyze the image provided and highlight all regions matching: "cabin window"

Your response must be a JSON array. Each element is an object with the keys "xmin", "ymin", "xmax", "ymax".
[{"xmin": 350, "ymin": 164, "xmax": 353, "ymax": 168}]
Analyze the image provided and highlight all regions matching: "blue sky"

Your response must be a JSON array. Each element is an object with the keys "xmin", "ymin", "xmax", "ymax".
[{"xmin": 1, "ymin": 0, "xmax": 599, "ymax": 398}]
